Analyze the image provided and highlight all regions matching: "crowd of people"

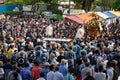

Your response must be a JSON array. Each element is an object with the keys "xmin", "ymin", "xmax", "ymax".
[{"xmin": 0, "ymin": 15, "xmax": 119, "ymax": 80}]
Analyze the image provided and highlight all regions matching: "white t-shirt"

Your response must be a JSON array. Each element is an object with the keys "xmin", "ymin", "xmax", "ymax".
[
  {"xmin": 37, "ymin": 77, "xmax": 45, "ymax": 80},
  {"xmin": 81, "ymin": 67, "xmax": 92, "ymax": 80},
  {"xmin": 0, "ymin": 68, "xmax": 4, "ymax": 78},
  {"xmin": 94, "ymin": 72, "xmax": 106, "ymax": 80},
  {"xmin": 107, "ymin": 68, "xmax": 114, "ymax": 80},
  {"xmin": 47, "ymin": 71, "xmax": 56, "ymax": 80}
]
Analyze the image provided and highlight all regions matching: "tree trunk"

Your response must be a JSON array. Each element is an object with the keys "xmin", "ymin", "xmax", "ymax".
[{"xmin": 82, "ymin": 0, "xmax": 95, "ymax": 12}]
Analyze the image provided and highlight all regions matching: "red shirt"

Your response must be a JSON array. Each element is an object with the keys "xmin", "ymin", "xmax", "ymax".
[{"xmin": 32, "ymin": 66, "xmax": 42, "ymax": 80}]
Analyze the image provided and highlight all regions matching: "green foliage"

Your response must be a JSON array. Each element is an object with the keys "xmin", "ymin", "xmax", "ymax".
[
  {"xmin": 4, "ymin": 11, "xmax": 22, "ymax": 16},
  {"xmin": 50, "ymin": 0, "xmax": 58, "ymax": 4},
  {"xmin": 51, "ymin": 10, "xmax": 62, "ymax": 15},
  {"xmin": 35, "ymin": 1, "xmax": 47, "ymax": 5},
  {"xmin": 73, "ymin": 0, "xmax": 95, "ymax": 12},
  {"xmin": 74, "ymin": 3, "xmax": 82, "ymax": 9},
  {"xmin": 5, "ymin": 0, "xmax": 33, "ymax": 5},
  {"xmin": 95, "ymin": 0, "xmax": 117, "ymax": 10},
  {"xmin": 113, "ymin": 0, "xmax": 120, "ymax": 10},
  {"xmin": 73, "ymin": 0, "xmax": 81, "ymax": 3},
  {"xmin": 43, "ymin": 10, "xmax": 62, "ymax": 15}
]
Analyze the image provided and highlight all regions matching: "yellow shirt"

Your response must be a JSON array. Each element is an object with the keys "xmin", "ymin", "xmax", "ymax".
[{"xmin": 7, "ymin": 49, "xmax": 14, "ymax": 59}]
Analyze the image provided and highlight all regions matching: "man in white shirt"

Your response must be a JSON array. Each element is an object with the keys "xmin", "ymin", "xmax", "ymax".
[
  {"xmin": 37, "ymin": 72, "xmax": 45, "ymax": 80},
  {"xmin": 106, "ymin": 61, "xmax": 114, "ymax": 80},
  {"xmin": 94, "ymin": 65, "xmax": 106, "ymax": 80},
  {"xmin": 47, "ymin": 65, "xmax": 56, "ymax": 80},
  {"xmin": 54, "ymin": 66, "xmax": 64, "ymax": 80},
  {"xmin": 81, "ymin": 62, "xmax": 93, "ymax": 80}
]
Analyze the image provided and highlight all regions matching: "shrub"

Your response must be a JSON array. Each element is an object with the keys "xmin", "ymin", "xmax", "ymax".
[{"xmin": 4, "ymin": 11, "xmax": 22, "ymax": 16}]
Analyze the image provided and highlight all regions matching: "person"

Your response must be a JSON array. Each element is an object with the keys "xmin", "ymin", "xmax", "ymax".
[
  {"xmin": 13, "ymin": 72, "xmax": 19, "ymax": 80},
  {"xmin": 49, "ymin": 53, "xmax": 58, "ymax": 65},
  {"xmin": 7, "ymin": 65, "xmax": 22, "ymax": 80},
  {"xmin": 111, "ymin": 60, "xmax": 119, "ymax": 80},
  {"xmin": 106, "ymin": 61, "xmax": 114, "ymax": 80},
  {"xmin": 54, "ymin": 66, "xmax": 64, "ymax": 80},
  {"xmin": 37, "ymin": 72, "xmax": 45, "ymax": 80},
  {"xmin": 84, "ymin": 72, "xmax": 94, "ymax": 80},
  {"xmin": 0, "ymin": 61, "xmax": 4, "ymax": 79},
  {"xmin": 17, "ymin": 51, "xmax": 26, "ymax": 68},
  {"xmin": 81, "ymin": 62, "xmax": 93, "ymax": 80},
  {"xmin": 66, "ymin": 68, "xmax": 75, "ymax": 80},
  {"xmin": 66, "ymin": 46, "xmax": 75, "ymax": 68},
  {"xmin": 3, "ymin": 59, "xmax": 12, "ymax": 80},
  {"xmin": 7, "ymin": 44, "xmax": 15, "ymax": 59},
  {"xmin": 59, "ymin": 59, "xmax": 68, "ymax": 78},
  {"xmin": 41, "ymin": 63, "xmax": 50, "ymax": 80},
  {"xmin": 28, "ymin": 58, "xmax": 33, "ymax": 70},
  {"xmin": 32, "ymin": 61, "xmax": 42, "ymax": 80},
  {"xmin": 47, "ymin": 64, "xmax": 56, "ymax": 80},
  {"xmin": 0, "ymin": 49, "xmax": 7, "ymax": 63},
  {"xmin": 20, "ymin": 63, "xmax": 32, "ymax": 80},
  {"xmin": 57, "ymin": 51, "xmax": 65, "ymax": 64},
  {"xmin": 94, "ymin": 65, "xmax": 106, "ymax": 80}
]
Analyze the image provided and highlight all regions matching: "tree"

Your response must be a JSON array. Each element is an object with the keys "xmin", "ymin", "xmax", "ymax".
[
  {"xmin": 113, "ymin": 0, "xmax": 120, "ymax": 10},
  {"xmin": 74, "ymin": 0, "xmax": 95, "ymax": 12},
  {"xmin": 5, "ymin": 0, "xmax": 33, "ymax": 5},
  {"xmin": 43, "ymin": 0, "xmax": 58, "ymax": 3},
  {"xmin": 95, "ymin": 0, "xmax": 117, "ymax": 11}
]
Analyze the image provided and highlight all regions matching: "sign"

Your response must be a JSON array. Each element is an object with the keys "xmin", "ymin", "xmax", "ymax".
[
  {"xmin": 63, "ymin": 9, "xmax": 85, "ymax": 15},
  {"xmin": 75, "ymin": 27, "xmax": 85, "ymax": 39},
  {"xmin": 13, "ymin": 7, "xmax": 19, "ymax": 12},
  {"xmin": 45, "ymin": 14, "xmax": 56, "ymax": 19},
  {"xmin": 23, "ymin": 5, "xmax": 32, "ymax": 11},
  {"xmin": 46, "ymin": 25, "xmax": 53, "ymax": 36},
  {"xmin": 23, "ymin": 11, "xmax": 37, "ymax": 15}
]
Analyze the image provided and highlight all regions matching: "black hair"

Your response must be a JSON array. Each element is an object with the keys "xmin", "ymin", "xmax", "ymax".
[
  {"xmin": 24, "ymin": 63, "xmax": 29, "ymax": 67},
  {"xmin": 98, "ymin": 65, "xmax": 104, "ymax": 72},
  {"xmin": 49, "ymin": 65, "xmax": 54, "ymax": 71},
  {"xmin": 55, "ymin": 66, "xmax": 59, "ymax": 71},
  {"xmin": 33, "ymin": 61, "xmax": 39, "ymax": 66},
  {"xmin": 107, "ymin": 61, "xmax": 112, "ymax": 67},
  {"xmin": 40, "ymin": 72, "xmax": 44, "ymax": 77},
  {"xmin": 68, "ymin": 68, "xmax": 74, "ymax": 73},
  {"xmin": 13, "ymin": 72, "xmax": 18, "ymax": 79},
  {"xmin": 6, "ymin": 58, "xmax": 11, "ymax": 62},
  {"xmin": 85, "ymin": 62, "xmax": 90, "ymax": 67}
]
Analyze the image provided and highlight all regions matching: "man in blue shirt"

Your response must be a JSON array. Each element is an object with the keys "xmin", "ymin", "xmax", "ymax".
[
  {"xmin": 59, "ymin": 59, "xmax": 68, "ymax": 78},
  {"xmin": 41, "ymin": 63, "xmax": 50, "ymax": 80},
  {"xmin": 20, "ymin": 63, "xmax": 32, "ymax": 80}
]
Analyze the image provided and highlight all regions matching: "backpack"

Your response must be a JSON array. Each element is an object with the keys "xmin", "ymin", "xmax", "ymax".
[
  {"xmin": 113, "ymin": 70, "xmax": 119, "ymax": 80},
  {"xmin": 17, "ymin": 57, "xmax": 25, "ymax": 67}
]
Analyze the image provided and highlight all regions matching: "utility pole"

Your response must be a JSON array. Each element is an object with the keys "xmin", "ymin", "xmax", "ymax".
[{"xmin": 68, "ymin": 0, "xmax": 71, "ymax": 15}]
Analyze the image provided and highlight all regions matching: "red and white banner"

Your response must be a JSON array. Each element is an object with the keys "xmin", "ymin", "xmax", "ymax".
[
  {"xmin": 46, "ymin": 25, "xmax": 53, "ymax": 36},
  {"xmin": 75, "ymin": 27, "xmax": 85, "ymax": 39}
]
